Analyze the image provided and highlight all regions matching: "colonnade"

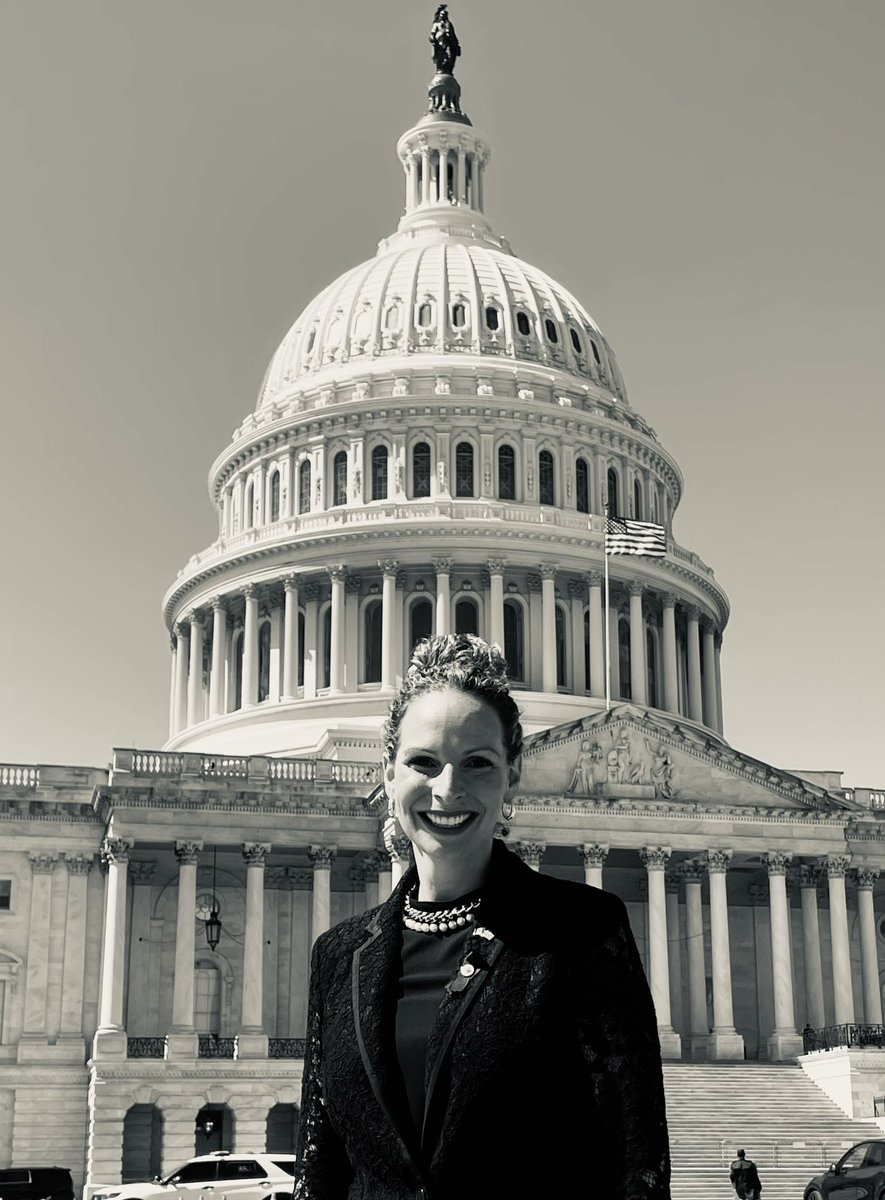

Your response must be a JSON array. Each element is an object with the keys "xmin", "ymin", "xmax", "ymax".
[
  {"xmin": 169, "ymin": 561, "xmax": 724, "ymax": 736},
  {"xmin": 93, "ymin": 836, "xmax": 881, "ymax": 1063}
]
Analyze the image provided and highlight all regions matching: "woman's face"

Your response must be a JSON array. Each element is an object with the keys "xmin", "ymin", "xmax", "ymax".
[{"xmin": 384, "ymin": 687, "xmax": 520, "ymax": 870}]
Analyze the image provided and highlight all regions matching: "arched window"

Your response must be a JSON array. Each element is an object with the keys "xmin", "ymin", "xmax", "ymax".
[
  {"xmin": 544, "ymin": 318, "xmax": 559, "ymax": 343},
  {"xmin": 306, "ymin": 328, "xmax": 316, "ymax": 354},
  {"xmin": 244, "ymin": 481, "xmax": 254, "ymax": 530},
  {"xmin": 485, "ymin": 306, "xmax": 499, "ymax": 331},
  {"xmin": 590, "ymin": 338, "xmax": 602, "ymax": 365},
  {"xmin": 455, "ymin": 598, "xmax": 478, "ymax": 635},
  {"xmin": 516, "ymin": 311, "xmax": 531, "ymax": 336},
  {"xmin": 570, "ymin": 328, "xmax": 582, "ymax": 355},
  {"xmin": 498, "ymin": 445, "xmax": 516, "ymax": 500},
  {"xmin": 646, "ymin": 626, "xmax": 660, "ymax": 709},
  {"xmin": 267, "ymin": 1103, "xmax": 300, "ymax": 1155},
  {"xmin": 409, "ymin": 598, "xmax": 433, "ymax": 654},
  {"xmin": 194, "ymin": 959, "xmax": 222, "ymax": 1034},
  {"xmin": 195, "ymin": 1104, "xmax": 233, "ymax": 1155},
  {"xmin": 297, "ymin": 611, "xmax": 305, "ymax": 687},
  {"xmin": 122, "ymin": 1104, "xmax": 163, "ymax": 1183},
  {"xmin": 233, "ymin": 630, "xmax": 244, "ymax": 711},
  {"xmin": 333, "ymin": 451, "xmax": 347, "ymax": 507},
  {"xmin": 555, "ymin": 605, "xmax": 566, "ymax": 687},
  {"xmin": 455, "ymin": 442, "xmax": 474, "ymax": 497},
  {"xmin": 575, "ymin": 457, "xmax": 590, "ymax": 514},
  {"xmin": 299, "ymin": 460, "xmax": 311, "ymax": 514},
  {"xmin": 418, "ymin": 302, "xmax": 433, "ymax": 328},
  {"xmin": 607, "ymin": 467, "xmax": 620, "ymax": 517},
  {"xmin": 539, "ymin": 450, "xmax": 555, "ymax": 506},
  {"xmin": 258, "ymin": 621, "xmax": 271, "ymax": 703},
  {"xmin": 452, "ymin": 302, "xmax": 467, "ymax": 328},
  {"xmin": 413, "ymin": 442, "xmax": 431, "ymax": 498},
  {"xmin": 269, "ymin": 471, "xmax": 280, "ymax": 523},
  {"xmin": 322, "ymin": 607, "xmax": 332, "ymax": 689},
  {"xmin": 633, "ymin": 477, "xmax": 643, "ymax": 520},
  {"xmin": 371, "ymin": 446, "xmax": 388, "ymax": 501},
  {"xmin": 503, "ymin": 599, "xmax": 524, "ymax": 681},
  {"xmin": 364, "ymin": 600, "xmax": 382, "ymax": 683},
  {"xmin": 384, "ymin": 304, "xmax": 400, "ymax": 331},
  {"xmin": 618, "ymin": 615, "xmax": 631, "ymax": 700}
]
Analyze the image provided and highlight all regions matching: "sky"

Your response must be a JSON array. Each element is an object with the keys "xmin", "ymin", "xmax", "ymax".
[{"xmin": 0, "ymin": 0, "xmax": 882, "ymax": 787}]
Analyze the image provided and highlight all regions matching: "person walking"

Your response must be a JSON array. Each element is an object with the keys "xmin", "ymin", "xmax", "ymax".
[
  {"xmin": 730, "ymin": 1148, "xmax": 762, "ymax": 1199},
  {"xmin": 295, "ymin": 633, "xmax": 671, "ymax": 1199}
]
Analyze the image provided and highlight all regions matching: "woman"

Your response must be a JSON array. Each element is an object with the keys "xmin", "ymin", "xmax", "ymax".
[{"xmin": 296, "ymin": 634, "xmax": 670, "ymax": 1199}]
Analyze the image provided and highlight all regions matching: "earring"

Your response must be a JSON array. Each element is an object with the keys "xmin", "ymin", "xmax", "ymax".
[
  {"xmin": 501, "ymin": 800, "xmax": 514, "ymax": 822},
  {"xmin": 387, "ymin": 794, "xmax": 395, "ymax": 818}
]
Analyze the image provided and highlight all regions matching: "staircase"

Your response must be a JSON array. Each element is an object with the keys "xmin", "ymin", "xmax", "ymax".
[{"xmin": 664, "ymin": 1062, "xmax": 883, "ymax": 1200}]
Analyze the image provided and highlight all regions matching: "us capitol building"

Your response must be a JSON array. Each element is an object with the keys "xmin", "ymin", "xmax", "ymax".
[{"xmin": 1, "ymin": 11, "xmax": 883, "ymax": 1189}]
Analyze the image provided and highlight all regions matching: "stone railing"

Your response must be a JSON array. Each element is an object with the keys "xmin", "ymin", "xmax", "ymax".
[
  {"xmin": 112, "ymin": 749, "xmax": 380, "ymax": 787},
  {"xmin": 0, "ymin": 765, "xmax": 40, "ymax": 789}
]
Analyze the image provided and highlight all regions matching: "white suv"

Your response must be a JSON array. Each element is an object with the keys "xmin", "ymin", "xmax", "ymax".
[{"xmin": 92, "ymin": 1152, "xmax": 298, "ymax": 1200}]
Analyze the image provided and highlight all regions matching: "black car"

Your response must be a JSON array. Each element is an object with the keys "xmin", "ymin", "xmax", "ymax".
[
  {"xmin": 0, "ymin": 1169, "xmax": 74, "ymax": 1200},
  {"xmin": 805, "ymin": 1140, "xmax": 885, "ymax": 1200}
]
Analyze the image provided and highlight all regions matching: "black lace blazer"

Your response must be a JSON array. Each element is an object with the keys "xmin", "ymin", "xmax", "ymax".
[{"xmin": 295, "ymin": 839, "xmax": 671, "ymax": 1200}]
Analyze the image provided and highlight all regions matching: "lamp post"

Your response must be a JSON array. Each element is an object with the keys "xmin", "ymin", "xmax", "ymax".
[{"xmin": 205, "ymin": 845, "xmax": 222, "ymax": 951}]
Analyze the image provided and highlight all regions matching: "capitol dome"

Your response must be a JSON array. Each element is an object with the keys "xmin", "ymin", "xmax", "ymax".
[{"xmin": 161, "ymin": 41, "xmax": 729, "ymax": 759}]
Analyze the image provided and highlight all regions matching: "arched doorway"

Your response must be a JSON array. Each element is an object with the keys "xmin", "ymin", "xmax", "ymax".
[
  {"xmin": 122, "ymin": 1104, "xmax": 163, "ymax": 1182},
  {"xmin": 266, "ymin": 1103, "xmax": 300, "ymax": 1153},
  {"xmin": 195, "ymin": 1104, "xmax": 233, "ymax": 1154}
]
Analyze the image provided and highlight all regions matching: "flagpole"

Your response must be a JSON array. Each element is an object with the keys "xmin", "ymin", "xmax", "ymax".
[{"xmin": 603, "ymin": 505, "xmax": 611, "ymax": 711}]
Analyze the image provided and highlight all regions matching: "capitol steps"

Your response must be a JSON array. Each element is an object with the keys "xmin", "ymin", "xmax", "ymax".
[{"xmin": 663, "ymin": 1062, "xmax": 882, "ymax": 1200}]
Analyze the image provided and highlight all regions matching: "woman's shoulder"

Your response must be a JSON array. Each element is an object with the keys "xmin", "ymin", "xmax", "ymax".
[{"xmin": 312, "ymin": 904, "xmax": 384, "ymax": 961}]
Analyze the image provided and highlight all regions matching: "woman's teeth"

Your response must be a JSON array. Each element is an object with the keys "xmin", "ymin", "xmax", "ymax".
[{"xmin": 424, "ymin": 812, "xmax": 472, "ymax": 828}]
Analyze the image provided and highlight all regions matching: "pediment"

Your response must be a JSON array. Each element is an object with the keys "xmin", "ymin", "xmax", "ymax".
[{"xmin": 519, "ymin": 704, "xmax": 851, "ymax": 815}]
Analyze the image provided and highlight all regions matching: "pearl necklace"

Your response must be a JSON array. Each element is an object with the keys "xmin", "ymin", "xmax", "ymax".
[{"xmin": 402, "ymin": 887, "xmax": 481, "ymax": 935}]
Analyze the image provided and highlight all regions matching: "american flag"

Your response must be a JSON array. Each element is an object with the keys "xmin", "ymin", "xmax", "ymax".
[{"xmin": 604, "ymin": 516, "xmax": 667, "ymax": 557}]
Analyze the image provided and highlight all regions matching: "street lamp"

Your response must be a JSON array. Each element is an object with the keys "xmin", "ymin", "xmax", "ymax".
[{"xmin": 205, "ymin": 845, "xmax": 222, "ymax": 951}]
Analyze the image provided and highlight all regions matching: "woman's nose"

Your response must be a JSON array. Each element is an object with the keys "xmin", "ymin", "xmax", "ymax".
[{"xmin": 431, "ymin": 763, "xmax": 464, "ymax": 802}]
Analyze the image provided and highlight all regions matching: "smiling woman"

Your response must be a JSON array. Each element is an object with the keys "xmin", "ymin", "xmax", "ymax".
[{"xmin": 295, "ymin": 633, "xmax": 671, "ymax": 1200}]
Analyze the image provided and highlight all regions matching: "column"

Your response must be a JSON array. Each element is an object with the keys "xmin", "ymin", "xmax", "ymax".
[
  {"xmin": 282, "ymin": 577, "xmax": 300, "ymax": 699},
  {"xmin": 93, "ymin": 837, "xmax": 133, "ymax": 1058},
  {"xmin": 856, "ymin": 869, "xmax": 883, "ymax": 1024},
  {"xmin": 820, "ymin": 854, "xmax": 853, "ymax": 1022},
  {"xmin": 825, "ymin": 856, "xmax": 855, "ymax": 1025},
  {"xmin": 579, "ymin": 843, "xmax": 608, "ymax": 889},
  {"xmin": 798, "ymin": 865, "xmax": 826, "ymax": 1029},
  {"xmin": 705, "ymin": 849, "xmax": 744, "ymax": 1059},
  {"xmin": 514, "ymin": 842, "xmax": 545, "ymax": 872},
  {"xmin": 388, "ymin": 835, "xmax": 412, "ymax": 888},
  {"xmin": 186, "ymin": 611, "xmax": 205, "ymax": 726},
  {"xmin": 167, "ymin": 839, "xmax": 202, "ymax": 1057},
  {"xmin": 57, "ymin": 854, "xmax": 94, "ymax": 1054},
  {"xmin": 19, "ymin": 854, "xmax": 58, "ymax": 1051},
  {"xmin": 640, "ymin": 848, "xmax": 681, "ymax": 1057},
  {"xmin": 629, "ymin": 583, "xmax": 648, "ymax": 705},
  {"xmin": 309, "ymin": 845, "xmax": 337, "ymax": 944},
  {"xmin": 433, "ymin": 558, "xmax": 452, "ymax": 635},
  {"xmin": 666, "ymin": 871, "xmax": 685, "ymax": 1038},
  {"xmin": 302, "ymin": 582, "xmax": 319, "ymax": 699},
  {"xmin": 568, "ymin": 580, "xmax": 586, "ymax": 693},
  {"xmin": 686, "ymin": 607, "xmax": 703, "ymax": 722},
  {"xmin": 238, "ymin": 842, "xmax": 271, "ymax": 1057},
  {"xmin": 173, "ymin": 623, "xmax": 189, "ymax": 735},
  {"xmin": 540, "ymin": 565, "xmax": 557, "ymax": 692},
  {"xmin": 168, "ymin": 638, "xmax": 178, "ymax": 738},
  {"xmin": 376, "ymin": 850, "xmax": 393, "ymax": 903},
  {"xmin": 702, "ymin": 620, "xmax": 718, "ymax": 729},
  {"xmin": 487, "ymin": 559, "xmax": 505, "ymax": 649},
  {"xmin": 379, "ymin": 560, "xmax": 398, "ymax": 689},
  {"xmin": 209, "ymin": 598, "xmax": 227, "ymax": 717},
  {"xmin": 587, "ymin": 571, "xmax": 605, "ymax": 697},
  {"xmin": 242, "ymin": 584, "xmax": 259, "ymax": 707},
  {"xmin": 682, "ymin": 861, "xmax": 710, "ymax": 1060},
  {"xmin": 764, "ymin": 852, "xmax": 802, "ymax": 1059},
  {"xmin": 362, "ymin": 854, "xmax": 381, "ymax": 910},
  {"xmin": 661, "ymin": 594, "xmax": 679, "ymax": 714},
  {"xmin": 421, "ymin": 148, "xmax": 431, "ymax": 204},
  {"xmin": 714, "ymin": 632, "xmax": 724, "ymax": 733},
  {"xmin": 328, "ymin": 566, "xmax": 346, "ymax": 693}
]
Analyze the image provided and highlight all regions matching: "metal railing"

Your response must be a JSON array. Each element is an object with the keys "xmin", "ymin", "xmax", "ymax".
[
  {"xmin": 269, "ymin": 1038, "xmax": 306, "ymax": 1059},
  {"xmin": 802, "ymin": 1023, "xmax": 885, "ymax": 1052},
  {"xmin": 198, "ymin": 1035, "xmax": 236, "ymax": 1058},
  {"xmin": 127, "ymin": 1036, "xmax": 166, "ymax": 1058}
]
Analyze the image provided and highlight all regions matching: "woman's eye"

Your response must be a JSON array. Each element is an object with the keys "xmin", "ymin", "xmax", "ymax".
[
  {"xmin": 465, "ymin": 756, "xmax": 493, "ymax": 769},
  {"xmin": 407, "ymin": 755, "xmax": 437, "ymax": 771}
]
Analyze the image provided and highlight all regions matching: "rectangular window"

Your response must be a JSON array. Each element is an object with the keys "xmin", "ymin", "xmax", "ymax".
[{"xmin": 0, "ymin": 881, "xmax": 10, "ymax": 911}]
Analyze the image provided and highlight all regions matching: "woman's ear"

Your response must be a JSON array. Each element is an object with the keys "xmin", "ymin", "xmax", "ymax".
[{"xmin": 505, "ymin": 754, "xmax": 522, "ymax": 798}]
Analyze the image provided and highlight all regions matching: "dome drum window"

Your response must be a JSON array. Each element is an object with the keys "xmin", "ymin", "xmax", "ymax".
[
  {"xmin": 569, "ymin": 328, "xmax": 583, "ymax": 355},
  {"xmin": 412, "ymin": 441, "xmax": 431, "ymax": 498},
  {"xmin": 417, "ymin": 301, "xmax": 434, "ymax": 329},
  {"xmin": 371, "ymin": 446, "xmax": 389, "ymax": 501},
  {"xmin": 485, "ymin": 305, "xmax": 500, "ymax": 331},
  {"xmin": 544, "ymin": 318, "xmax": 559, "ymax": 344},
  {"xmin": 451, "ymin": 302, "xmax": 468, "ymax": 329},
  {"xmin": 333, "ymin": 451, "xmax": 348, "ymax": 507},
  {"xmin": 455, "ymin": 441, "xmax": 475, "ymax": 497},
  {"xmin": 515, "ymin": 311, "xmax": 531, "ymax": 337}
]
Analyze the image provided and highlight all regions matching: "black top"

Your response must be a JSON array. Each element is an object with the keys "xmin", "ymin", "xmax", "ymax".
[{"xmin": 393, "ymin": 895, "xmax": 478, "ymax": 1148}]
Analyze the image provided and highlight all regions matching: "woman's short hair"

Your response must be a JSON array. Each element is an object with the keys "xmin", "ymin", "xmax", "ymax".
[{"xmin": 382, "ymin": 633, "xmax": 523, "ymax": 764}]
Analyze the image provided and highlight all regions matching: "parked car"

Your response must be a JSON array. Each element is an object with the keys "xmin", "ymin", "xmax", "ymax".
[
  {"xmin": 91, "ymin": 1152, "xmax": 298, "ymax": 1200},
  {"xmin": 0, "ymin": 1169, "xmax": 74, "ymax": 1200},
  {"xmin": 805, "ymin": 1139, "xmax": 885, "ymax": 1200}
]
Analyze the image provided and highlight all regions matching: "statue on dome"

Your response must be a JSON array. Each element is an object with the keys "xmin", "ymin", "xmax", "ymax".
[{"xmin": 430, "ymin": 5, "xmax": 461, "ymax": 75}]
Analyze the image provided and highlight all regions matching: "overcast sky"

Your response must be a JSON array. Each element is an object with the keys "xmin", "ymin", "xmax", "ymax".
[{"xmin": 1, "ymin": 0, "xmax": 882, "ymax": 787}]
